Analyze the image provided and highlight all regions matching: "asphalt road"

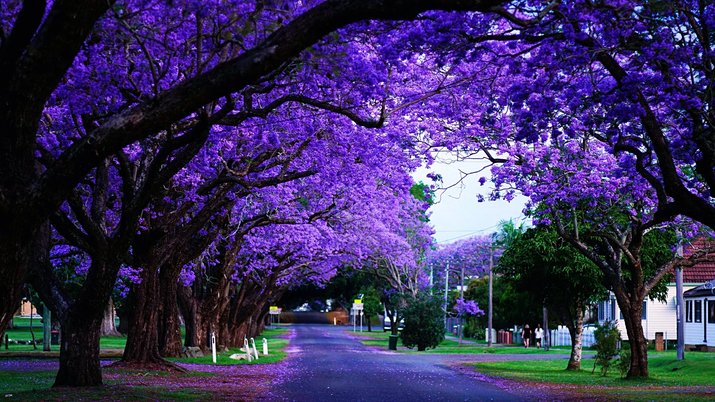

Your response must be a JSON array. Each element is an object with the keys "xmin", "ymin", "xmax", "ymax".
[{"xmin": 267, "ymin": 324, "xmax": 547, "ymax": 401}]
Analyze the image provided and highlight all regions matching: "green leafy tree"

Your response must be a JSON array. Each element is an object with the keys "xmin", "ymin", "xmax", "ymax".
[
  {"xmin": 463, "ymin": 277, "xmax": 541, "ymax": 332},
  {"xmin": 400, "ymin": 294, "xmax": 445, "ymax": 351},
  {"xmin": 361, "ymin": 287, "xmax": 382, "ymax": 332},
  {"xmin": 497, "ymin": 226, "xmax": 607, "ymax": 370},
  {"xmin": 592, "ymin": 320, "xmax": 622, "ymax": 377}
]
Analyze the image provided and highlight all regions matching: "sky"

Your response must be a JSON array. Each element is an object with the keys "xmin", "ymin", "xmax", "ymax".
[{"xmin": 412, "ymin": 154, "xmax": 528, "ymax": 244}]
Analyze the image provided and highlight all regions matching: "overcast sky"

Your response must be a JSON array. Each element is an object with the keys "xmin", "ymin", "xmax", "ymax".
[{"xmin": 412, "ymin": 155, "xmax": 528, "ymax": 244}]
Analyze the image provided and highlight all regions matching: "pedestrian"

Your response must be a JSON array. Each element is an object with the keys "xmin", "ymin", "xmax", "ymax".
[
  {"xmin": 534, "ymin": 324, "xmax": 544, "ymax": 349},
  {"xmin": 521, "ymin": 324, "xmax": 530, "ymax": 348}
]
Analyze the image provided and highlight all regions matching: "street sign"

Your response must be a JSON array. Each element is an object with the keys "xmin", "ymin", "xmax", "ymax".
[
  {"xmin": 354, "ymin": 299, "xmax": 362, "ymax": 304},
  {"xmin": 352, "ymin": 303, "xmax": 363, "ymax": 310},
  {"xmin": 269, "ymin": 306, "xmax": 282, "ymax": 315}
]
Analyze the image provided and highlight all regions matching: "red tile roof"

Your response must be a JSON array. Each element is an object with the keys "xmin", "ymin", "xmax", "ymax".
[{"xmin": 681, "ymin": 238, "xmax": 715, "ymax": 284}]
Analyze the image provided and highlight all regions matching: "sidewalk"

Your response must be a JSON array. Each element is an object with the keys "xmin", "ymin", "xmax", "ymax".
[{"xmin": 443, "ymin": 334, "xmax": 499, "ymax": 346}]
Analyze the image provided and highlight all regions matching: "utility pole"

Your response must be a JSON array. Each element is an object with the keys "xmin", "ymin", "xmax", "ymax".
[
  {"xmin": 459, "ymin": 263, "xmax": 465, "ymax": 344},
  {"xmin": 444, "ymin": 261, "xmax": 449, "ymax": 331},
  {"xmin": 488, "ymin": 245, "xmax": 493, "ymax": 347},
  {"xmin": 676, "ymin": 234, "xmax": 685, "ymax": 360},
  {"xmin": 542, "ymin": 306, "xmax": 549, "ymax": 351},
  {"xmin": 430, "ymin": 264, "xmax": 434, "ymax": 296}
]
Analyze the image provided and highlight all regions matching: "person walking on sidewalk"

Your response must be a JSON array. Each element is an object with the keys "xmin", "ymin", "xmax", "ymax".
[
  {"xmin": 534, "ymin": 324, "xmax": 544, "ymax": 349},
  {"xmin": 521, "ymin": 324, "xmax": 531, "ymax": 348}
]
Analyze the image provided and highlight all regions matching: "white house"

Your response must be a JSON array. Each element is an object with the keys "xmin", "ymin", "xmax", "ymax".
[
  {"xmin": 683, "ymin": 279, "xmax": 715, "ymax": 351},
  {"xmin": 596, "ymin": 254, "xmax": 715, "ymax": 342}
]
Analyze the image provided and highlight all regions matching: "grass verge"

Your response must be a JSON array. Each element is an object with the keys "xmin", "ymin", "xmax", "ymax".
[
  {"xmin": 170, "ymin": 328, "xmax": 289, "ymax": 365},
  {"xmin": 351, "ymin": 330, "xmax": 568, "ymax": 354},
  {"xmin": 472, "ymin": 351, "xmax": 715, "ymax": 401},
  {"xmin": 473, "ymin": 351, "xmax": 715, "ymax": 386}
]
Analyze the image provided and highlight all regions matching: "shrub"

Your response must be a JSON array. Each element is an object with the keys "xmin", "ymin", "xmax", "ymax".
[
  {"xmin": 617, "ymin": 345, "xmax": 631, "ymax": 378},
  {"xmin": 463, "ymin": 320, "xmax": 484, "ymax": 340},
  {"xmin": 592, "ymin": 320, "xmax": 621, "ymax": 376},
  {"xmin": 400, "ymin": 294, "xmax": 445, "ymax": 351}
]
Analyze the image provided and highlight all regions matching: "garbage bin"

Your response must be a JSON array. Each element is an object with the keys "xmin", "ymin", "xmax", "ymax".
[
  {"xmin": 388, "ymin": 334, "xmax": 399, "ymax": 350},
  {"xmin": 655, "ymin": 332, "xmax": 664, "ymax": 352},
  {"xmin": 50, "ymin": 330, "xmax": 60, "ymax": 345}
]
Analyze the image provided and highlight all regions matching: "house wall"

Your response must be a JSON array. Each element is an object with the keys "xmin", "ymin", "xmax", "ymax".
[
  {"xmin": 598, "ymin": 285, "xmax": 696, "ymax": 341},
  {"xmin": 684, "ymin": 296, "xmax": 715, "ymax": 348}
]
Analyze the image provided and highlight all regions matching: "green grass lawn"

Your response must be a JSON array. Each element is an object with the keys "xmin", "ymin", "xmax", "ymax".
[
  {"xmin": 473, "ymin": 350, "xmax": 715, "ymax": 386},
  {"xmin": 351, "ymin": 330, "xmax": 569, "ymax": 354},
  {"xmin": 0, "ymin": 328, "xmax": 290, "ymax": 400},
  {"xmin": 1, "ymin": 323, "xmax": 287, "ymax": 362},
  {"xmin": 1, "ymin": 323, "xmax": 128, "ymax": 352}
]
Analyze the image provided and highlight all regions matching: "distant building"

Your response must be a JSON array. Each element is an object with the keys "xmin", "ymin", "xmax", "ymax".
[
  {"xmin": 683, "ymin": 279, "xmax": 715, "ymax": 351},
  {"xmin": 596, "ymin": 238, "xmax": 715, "ymax": 342}
]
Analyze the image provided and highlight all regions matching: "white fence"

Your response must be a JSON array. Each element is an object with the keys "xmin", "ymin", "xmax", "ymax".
[{"xmin": 549, "ymin": 325, "xmax": 596, "ymax": 348}]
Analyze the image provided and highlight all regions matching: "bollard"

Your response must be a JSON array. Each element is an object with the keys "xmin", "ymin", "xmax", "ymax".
[
  {"xmin": 250, "ymin": 338, "xmax": 259, "ymax": 360},
  {"xmin": 211, "ymin": 332, "xmax": 217, "ymax": 364},
  {"xmin": 262, "ymin": 338, "xmax": 268, "ymax": 355},
  {"xmin": 244, "ymin": 338, "xmax": 253, "ymax": 361},
  {"xmin": 334, "ymin": 317, "xmax": 336, "ymax": 326}
]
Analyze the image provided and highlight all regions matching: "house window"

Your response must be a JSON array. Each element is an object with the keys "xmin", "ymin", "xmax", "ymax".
[
  {"xmin": 709, "ymin": 300, "xmax": 715, "ymax": 324},
  {"xmin": 686, "ymin": 300, "xmax": 693, "ymax": 323},
  {"xmin": 695, "ymin": 300, "xmax": 702, "ymax": 323},
  {"xmin": 610, "ymin": 299, "xmax": 616, "ymax": 321}
]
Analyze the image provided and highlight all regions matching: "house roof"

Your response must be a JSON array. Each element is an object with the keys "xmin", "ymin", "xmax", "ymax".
[
  {"xmin": 684, "ymin": 280, "xmax": 715, "ymax": 298},
  {"xmin": 682, "ymin": 238, "xmax": 715, "ymax": 284}
]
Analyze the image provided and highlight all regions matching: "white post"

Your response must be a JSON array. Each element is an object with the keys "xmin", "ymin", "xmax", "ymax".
[
  {"xmin": 263, "ymin": 338, "xmax": 268, "ymax": 355},
  {"xmin": 244, "ymin": 338, "xmax": 252, "ymax": 361},
  {"xmin": 488, "ymin": 246, "xmax": 493, "ymax": 347},
  {"xmin": 430, "ymin": 264, "xmax": 434, "ymax": 296},
  {"xmin": 334, "ymin": 316, "xmax": 336, "ymax": 326},
  {"xmin": 360, "ymin": 310, "xmax": 363, "ymax": 332},
  {"xmin": 211, "ymin": 332, "xmax": 217, "ymax": 364},
  {"xmin": 353, "ymin": 309, "xmax": 356, "ymax": 332},
  {"xmin": 444, "ymin": 262, "xmax": 449, "ymax": 330},
  {"xmin": 251, "ymin": 337, "xmax": 259, "ymax": 359}
]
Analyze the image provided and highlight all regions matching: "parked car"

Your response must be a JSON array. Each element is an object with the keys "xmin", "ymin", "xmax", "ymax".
[{"xmin": 383, "ymin": 310, "xmax": 405, "ymax": 332}]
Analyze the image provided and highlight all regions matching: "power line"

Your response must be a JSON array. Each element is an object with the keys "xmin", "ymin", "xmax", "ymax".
[{"xmin": 436, "ymin": 223, "xmax": 500, "ymax": 244}]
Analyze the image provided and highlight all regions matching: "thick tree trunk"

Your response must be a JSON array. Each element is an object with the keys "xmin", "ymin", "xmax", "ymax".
[
  {"xmin": 566, "ymin": 306, "xmax": 584, "ymax": 371},
  {"xmin": 0, "ymin": 231, "xmax": 33, "ymax": 338},
  {"xmin": 0, "ymin": 223, "xmax": 39, "ymax": 335},
  {"xmin": 159, "ymin": 267, "xmax": 183, "ymax": 357},
  {"xmin": 119, "ymin": 265, "xmax": 176, "ymax": 368},
  {"xmin": 178, "ymin": 286, "xmax": 202, "ymax": 348},
  {"xmin": 622, "ymin": 302, "xmax": 649, "ymax": 378},
  {"xmin": 100, "ymin": 298, "xmax": 121, "ymax": 337},
  {"xmin": 116, "ymin": 306, "xmax": 130, "ymax": 335},
  {"xmin": 54, "ymin": 315, "xmax": 103, "ymax": 386}
]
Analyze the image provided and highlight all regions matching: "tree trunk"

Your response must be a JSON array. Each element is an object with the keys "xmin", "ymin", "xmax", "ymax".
[
  {"xmin": 54, "ymin": 315, "xmax": 103, "ymax": 387},
  {"xmin": 119, "ymin": 266, "xmax": 169, "ymax": 367},
  {"xmin": 621, "ymin": 301, "xmax": 649, "ymax": 378},
  {"xmin": 178, "ymin": 286, "xmax": 202, "ymax": 348},
  {"xmin": 566, "ymin": 305, "xmax": 584, "ymax": 371},
  {"xmin": 0, "ymin": 231, "xmax": 33, "ymax": 339},
  {"xmin": 100, "ymin": 298, "xmax": 121, "ymax": 337},
  {"xmin": 159, "ymin": 267, "xmax": 183, "ymax": 357},
  {"xmin": 116, "ymin": 306, "xmax": 130, "ymax": 335},
  {"xmin": 367, "ymin": 315, "xmax": 372, "ymax": 332}
]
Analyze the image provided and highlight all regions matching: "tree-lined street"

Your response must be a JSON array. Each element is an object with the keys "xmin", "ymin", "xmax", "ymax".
[{"xmin": 269, "ymin": 325, "xmax": 571, "ymax": 401}]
